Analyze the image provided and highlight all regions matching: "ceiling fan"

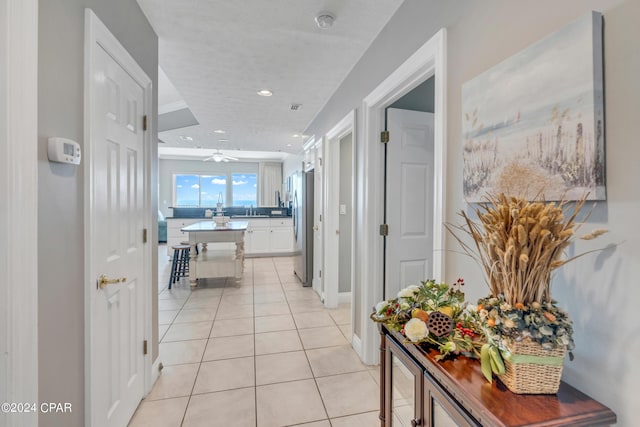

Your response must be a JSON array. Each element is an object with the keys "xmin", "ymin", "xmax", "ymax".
[{"xmin": 202, "ymin": 149, "xmax": 238, "ymax": 163}]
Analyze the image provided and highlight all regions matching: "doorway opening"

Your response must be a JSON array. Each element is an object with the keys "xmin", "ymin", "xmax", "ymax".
[
  {"xmin": 383, "ymin": 77, "xmax": 436, "ymax": 299},
  {"xmin": 324, "ymin": 110, "xmax": 357, "ymax": 350},
  {"xmin": 358, "ymin": 29, "xmax": 447, "ymax": 365}
]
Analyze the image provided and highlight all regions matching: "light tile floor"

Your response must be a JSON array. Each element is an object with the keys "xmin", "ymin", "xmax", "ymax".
[{"xmin": 129, "ymin": 247, "xmax": 379, "ymax": 427}]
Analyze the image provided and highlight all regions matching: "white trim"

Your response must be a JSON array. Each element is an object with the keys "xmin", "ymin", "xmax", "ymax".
[
  {"xmin": 338, "ymin": 292, "xmax": 352, "ymax": 305},
  {"xmin": 358, "ymin": 29, "xmax": 447, "ymax": 365},
  {"xmin": 150, "ymin": 357, "xmax": 162, "ymax": 389},
  {"xmin": 1, "ymin": 0, "xmax": 39, "ymax": 425},
  {"xmin": 351, "ymin": 333, "xmax": 363, "ymax": 360},
  {"xmin": 302, "ymin": 135, "xmax": 317, "ymax": 152},
  {"xmin": 311, "ymin": 137, "xmax": 324, "ymax": 299},
  {"xmin": 323, "ymin": 110, "xmax": 356, "ymax": 310},
  {"xmin": 84, "ymin": 9, "xmax": 154, "ymax": 426}
]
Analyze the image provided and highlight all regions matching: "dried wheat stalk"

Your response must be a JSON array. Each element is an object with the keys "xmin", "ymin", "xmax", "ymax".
[{"xmin": 446, "ymin": 194, "xmax": 605, "ymax": 306}]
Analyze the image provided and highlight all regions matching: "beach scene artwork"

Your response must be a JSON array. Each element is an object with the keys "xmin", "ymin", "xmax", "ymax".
[{"xmin": 462, "ymin": 11, "xmax": 605, "ymax": 202}]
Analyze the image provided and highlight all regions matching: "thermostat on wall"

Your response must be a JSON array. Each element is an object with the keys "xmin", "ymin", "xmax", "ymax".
[{"xmin": 48, "ymin": 137, "xmax": 81, "ymax": 165}]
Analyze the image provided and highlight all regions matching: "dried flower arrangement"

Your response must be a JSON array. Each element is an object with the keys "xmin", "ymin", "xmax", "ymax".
[
  {"xmin": 447, "ymin": 193, "xmax": 607, "ymax": 393},
  {"xmin": 371, "ymin": 280, "xmax": 483, "ymax": 360},
  {"xmin": 448, "ymin": 193, "xmax": 606, "ymax": 305}
]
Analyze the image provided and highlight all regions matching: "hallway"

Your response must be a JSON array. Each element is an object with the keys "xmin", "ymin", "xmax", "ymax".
[{"xmin": 129, "ymin": 248, "xmax": 379, "ymax": 426}]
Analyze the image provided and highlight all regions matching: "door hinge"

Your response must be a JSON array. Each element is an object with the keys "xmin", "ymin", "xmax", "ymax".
[
  {"xmin": 319, "ymin": 214, "xmax": 322, "ymax": 222},
  {"xmin": 380, "ymin": 224, "xmax": 389, "ymax": 236},
  {"xmin": 319, "ymin": 157, "xmax": 323, "ymax": 166},
  {"xmin": 143, "ymin": 340, "xmax": 148, "ymax": 355},
  {"xmin": 142, "ymin": 228, "xmax": 148, "ymax": 243},
  {"xmin": 381, "ymin": 130, "xmax": 390, "ymax": 143},
  {"xmin": 142, "ymin": 115, "xmax": 148, "ymax": 131},
  {"xmin": 319, "ymin": 270, "xmax": 322, "ymax": 278}
]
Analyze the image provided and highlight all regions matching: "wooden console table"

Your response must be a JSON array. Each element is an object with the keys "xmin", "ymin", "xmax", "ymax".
[
  {"xmin": 181, "ymin": 220, "xmax": 247, "ymax": 286},
  {"xmin": 379, "ymin": 324, "xmax": 616, "ymax": 427}
]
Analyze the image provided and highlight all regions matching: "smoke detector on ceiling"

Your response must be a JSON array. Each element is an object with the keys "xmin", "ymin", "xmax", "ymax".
[{"xmin": 315, "ymin": 12, "xmax": 335, "ymax": 29}]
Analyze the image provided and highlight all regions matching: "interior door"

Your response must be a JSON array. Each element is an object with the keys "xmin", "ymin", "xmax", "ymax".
[
  {"xmin": 88, "ymin": 33, "xmax": 146, "ymax": 427},
  {"xmin": 385, "ymin": 108, "xmax": 434, "ymax": 298}
]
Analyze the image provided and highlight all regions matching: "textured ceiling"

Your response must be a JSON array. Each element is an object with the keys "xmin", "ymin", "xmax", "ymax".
[{"xmin": 137, "ymin": 0, "xmax": 404, "ymax": 155}]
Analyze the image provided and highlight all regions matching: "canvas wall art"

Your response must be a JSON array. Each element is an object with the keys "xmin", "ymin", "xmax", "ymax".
[{"xmin": 462, "ymin": 11, "xmax": 605, "ymax": 202}]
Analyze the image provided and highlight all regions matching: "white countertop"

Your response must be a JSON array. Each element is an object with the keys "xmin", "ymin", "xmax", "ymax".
[{"xmin": 181, "ymin": 220, "xmax": 248, "ymax": 232}]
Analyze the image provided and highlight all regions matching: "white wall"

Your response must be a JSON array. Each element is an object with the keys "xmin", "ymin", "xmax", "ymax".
[
  {"xmin": 305, "ymin": 1, "xmax": 638, "ymax": 425},
  {"xmin": 338, "ymin": 134, "xmax": 353, "ymax": 293},
  {"xmin": 0, "ymin": 0, "xmax": 9, "ymax": 414},
  {"xmin": 283, "ymin": 152, "xmax": 304, "ymax": 179},
  {"xmin": 444, "ymin": 4, "xmax": 638, "ymax": 424}
]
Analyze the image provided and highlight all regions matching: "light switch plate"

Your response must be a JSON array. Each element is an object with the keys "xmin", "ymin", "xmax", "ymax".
[{"xmin": 339, "ymin": 204, "xmax": 347, "ymax": 215}]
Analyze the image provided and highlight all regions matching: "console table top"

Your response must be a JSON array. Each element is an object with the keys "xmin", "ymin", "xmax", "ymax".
[{"xmin": 383, "ymin": 325, "xmax": 616, "ymax": 427}]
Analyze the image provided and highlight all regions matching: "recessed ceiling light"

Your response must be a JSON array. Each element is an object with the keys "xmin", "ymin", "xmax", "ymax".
[
  {"xmin": 287, "ymin": 144, "xmax": 292, "ymax": 147},
  {"xmin": 292, "ymin": 134, "xmax": 301, "ymax": 138},
  {"xmin": 218, "ymin": 139, "xmax": 229, "ymax": 142},
  {"xmin": 257, "ymin": 89, "xmax": 273, "ymax": 97},
  {"xmin": 213, "ymin": 129, "xmax": 226, "ymax": 134}
]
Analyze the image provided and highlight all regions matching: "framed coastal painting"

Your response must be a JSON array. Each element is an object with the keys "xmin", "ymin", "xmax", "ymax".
[{"xmin": 462, "ymin": 11, "xmax": 605, "ymax": 202}]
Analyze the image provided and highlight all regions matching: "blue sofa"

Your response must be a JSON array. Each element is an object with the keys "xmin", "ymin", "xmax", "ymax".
[{"xmin": 158, "ymin": 210, "xmax": 167, "ymax": 243}]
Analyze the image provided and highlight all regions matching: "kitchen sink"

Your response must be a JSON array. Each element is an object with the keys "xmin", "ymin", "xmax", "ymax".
[{"xmin": 231, "ymin": 215, "xmax": 270, "ymax": 218}]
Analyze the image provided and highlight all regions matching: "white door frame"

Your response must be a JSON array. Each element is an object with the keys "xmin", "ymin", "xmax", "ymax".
[
  {"xmin": 0, "ymin": 1, "xmax": 39, "ymax": 426},
  {"xmin": 84, "ymin": 9, "xmax": 154, "ymax": 425},
  {"xmin": 311, "ymin": 137, "xmax": 324, "ymax": 299},
  {"xmin": 323, "ymin": 110, "xmax": 356, "ymax": 310},
  {"xmin": 358, "ymin": 29, "xmax": 447, "ymax": 365}
]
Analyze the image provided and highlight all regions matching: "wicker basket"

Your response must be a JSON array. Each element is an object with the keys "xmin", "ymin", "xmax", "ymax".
[{"xmin": 498, "ymin": 338, "xmax": 566, "ymax": 394}]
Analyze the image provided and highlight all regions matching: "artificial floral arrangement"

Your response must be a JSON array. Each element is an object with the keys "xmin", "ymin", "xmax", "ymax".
[
  {"xmin": 371, "ymin": 279, "xmax": 483, "ymax": 361},
  {"xmin": 447, "ymin": 193, "xmax": 607, "ymax": 393}
]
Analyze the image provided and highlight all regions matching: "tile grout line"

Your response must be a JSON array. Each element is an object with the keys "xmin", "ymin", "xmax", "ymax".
[
  {"xmin": 152, "ymin": 252, "xmax": 366, "ymax": 426},
  {"xmin": 179, "ymin": 277, "xmax": 225, "ymax": 426},
  {"xmin": 280, "ymin": 262, "xmax": 333, "ymax": 424},
  {"xmin": 250, "ymin": 259, "xmax": 259, "ymax": 427}
]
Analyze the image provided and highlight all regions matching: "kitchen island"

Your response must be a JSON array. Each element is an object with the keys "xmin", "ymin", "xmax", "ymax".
[{"xmin": 181, "ymin": 220, "xmax": 248, "ymax": 286}]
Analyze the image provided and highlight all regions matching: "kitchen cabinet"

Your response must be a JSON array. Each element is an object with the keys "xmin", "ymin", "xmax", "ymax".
[
  {"xmin": 268, "ymin": 218, "xmax": 293, "ymax": 253},
  {"xmin": 167, "ymin": 217, "xmax": 293, "ymax": 257},
  {"xmin": 246, "ymin": 219, "xmax": 270, "ymax": 254},
  {"xmin": 166, "ymin": 218, "xmax": 202, "ymax": 256},
  {"xmin": 379, "ymin": 324, "xmax": 616, "ymax": 427},
  {"xmin": 245, "ymin": 218, "xmax": 293, "ymax": 255}
]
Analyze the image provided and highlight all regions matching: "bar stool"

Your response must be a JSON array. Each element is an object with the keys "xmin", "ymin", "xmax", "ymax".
[
  {"xmin": 181, "ymin": 241, "xmax": 199, "ymax": 255},
  {"xmin": 168, "ymin": 244, "xmax": 190, "ymax": 289}
]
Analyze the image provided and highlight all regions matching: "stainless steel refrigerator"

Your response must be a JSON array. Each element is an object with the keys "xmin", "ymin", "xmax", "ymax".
[{"xmin": 293, "ymin": 169, "xmax": 314, "ymax": 286}]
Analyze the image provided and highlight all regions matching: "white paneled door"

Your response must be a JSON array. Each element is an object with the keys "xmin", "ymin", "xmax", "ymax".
[
  {"xmin": 385, "ymin": 109, "xmax": 435, "ymax": 298},
  {"xmin": 86, "ymin": 11, "xmax": 148, "ymax": 427}
]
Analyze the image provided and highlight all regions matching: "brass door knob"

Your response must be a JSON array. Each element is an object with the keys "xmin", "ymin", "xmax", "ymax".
[{"xmin": 98, "ymin": 274, "xmax": 127, "ymax": 289}]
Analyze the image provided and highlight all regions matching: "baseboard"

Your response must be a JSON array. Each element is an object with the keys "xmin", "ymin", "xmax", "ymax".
[
  {"xmin": 149, "ymin": 357, "xmax": 162, "ymax": 393},
  {"xmin": 352, "ymin": 333, "xmax": 364, "ymax": 361},
  {"xmin": 245, "ymin": 252, "xmax": 294, "ymax": 258},
  {"xmin": 338, "ymin": 292, "xmax": 352, "ymax": 304}
]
